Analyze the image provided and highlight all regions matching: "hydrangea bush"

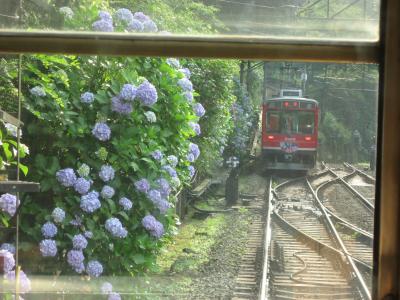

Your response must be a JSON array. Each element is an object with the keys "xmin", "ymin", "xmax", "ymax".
[{"xmin": 20, "ymin": 7, "xmax": 205, "ymax": 281}]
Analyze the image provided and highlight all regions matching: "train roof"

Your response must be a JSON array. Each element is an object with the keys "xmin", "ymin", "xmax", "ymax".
[{"xmin": 264, "ymin": 97, "xmax": 319, "ymax": 104}]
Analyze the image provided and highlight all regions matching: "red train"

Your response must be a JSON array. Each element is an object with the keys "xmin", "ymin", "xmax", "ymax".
[{"xmin": 261, "ymin": 90, "xmax": 319, "ymax": 170}]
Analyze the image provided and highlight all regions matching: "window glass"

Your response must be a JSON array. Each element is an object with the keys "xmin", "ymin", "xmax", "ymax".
[
  {"xmin": 0, "ymin": 0, "xmax": 380, "ymax": 41},
  {"xmin": 267, "ymin": 111, "xmax": 315, "ymax": 134}
]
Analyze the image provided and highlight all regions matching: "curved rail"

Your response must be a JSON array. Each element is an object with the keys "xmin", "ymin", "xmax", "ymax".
[{"xmin": 344, "ymin": 162, "xmax": 376, "ymax": 183}]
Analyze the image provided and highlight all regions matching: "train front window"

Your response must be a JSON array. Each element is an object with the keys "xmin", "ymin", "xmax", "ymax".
[{"xmin": 267, "ymin": 111, "xmax": 314, "ymax": 135}]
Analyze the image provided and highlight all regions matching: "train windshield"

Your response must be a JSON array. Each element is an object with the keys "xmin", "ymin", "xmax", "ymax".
[{"xmin": 267, "ymin": 111, "xmax": 314, "ymax": 135}]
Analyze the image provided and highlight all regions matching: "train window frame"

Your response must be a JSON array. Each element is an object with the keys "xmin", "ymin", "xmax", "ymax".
[{"xmin": 0, "ymin": 1, "xmax": 398, "ymax": 299}]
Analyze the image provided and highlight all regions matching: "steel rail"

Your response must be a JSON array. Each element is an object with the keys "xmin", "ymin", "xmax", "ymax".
[
  {"xmin": 306, "ymin": 178, "xmax": 371, "ymax": 299},
  {"xmin": 259, "ymin": 178, "xmax": 272, "ymax": 300},
  {"xmin": 344, "ymin": 162, "xmax": 376, "ymax": 183},
  {"xmin": 327, "ymin": 168, "xmax": 375, "ymax": 211}
]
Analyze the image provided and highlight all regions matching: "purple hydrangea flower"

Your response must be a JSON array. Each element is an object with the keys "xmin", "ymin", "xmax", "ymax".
[
  {"xmin": 108, "ymin": 293, "xmax": 121, "ymax": 300},
  {"xmin": 80, "ymin": 191, "xmax": 101, "ymax": 213},
  {"xmin": 115, "ymin": 8, "xmax": 133, "ymax": 24},
  {"xmin": 99, "ymin": 165, "xmax": 115, "ymax": 182},
  {"xmin": 105, "ymin": 218, "xmax": 128, "ymax": 238},
  {"xmin": 119, "ymin": 84, "xmax": 137, "ymax": 102},
  {"xmin": 183, "ymin": 91, "xmax": 194, "ymax": 102},
  {"xmin": 77, "ymin": 163, "xmax": 90, "ymax": 177},
  {"xmin": 163, "ymin": 165, "xmax": 177, "ymax": 178},
  {"xmin": 187, "ymin": 153, "xmax": 195, "ymax": 163},
  {"xmin": 133, "ymin": 12, "xmax": 150, "ymax": 23},
  {"xmin": 5, "ymin": 270, "xmax": 31, "ymax": 293},
  {"xmin": 74, "ymin": 177, "xmax": 91, "ymax": 195},
  {"xmin": 30, "ymin": 86, "xmax": 46, "ymax": 97},
  {"xmin": 119, "ymin": 197, "xmax": 133, "ymax": 211},
  {"xmin": 99, "ymin": 11, "xmax": 112, "ymax": 22},
  {"xmin": 41, "ymin": 222, "xmax": 57, "ymax": 238},
  {"xmin": 167, "ymin": 155, "xmax": 178, "ymax": 167},
  {"xmin": 135, "ymin": 178, "xmax": 150, "ymax": 193},
  {"xmin": 143, "ymin": 20, "xmax": 158, "ymax": 32},
  {"xmin": 101, "ymin": 185, "xmax": 115, "ymax": 199},
  {"xmin": 39, "ymin": 239, "xmax": 57, "ymax": 257},
  {"xmin": 193, "ymin": 103, "xmax": 205, "ymax": 117},
  {"xmin": 189, "ymin": 142, "xmax": 200, "ymax": 160},
  {"xmin": 0, "ymin": 250, "xmax": 15, "ymax": 272},
  {"xmin": 154, "ymin": 198, "xmax": 170, "ymax": 214},
  {"xmin": 151, "ymin": 150, "xmax": 163, "ymax": 160},
  {"xmin": 101, "ymin": 282, "xmax": 113, "ymax": 294},
  {"xmin": 111, "ymin": 96, "xmax": 133, "ymax": 115},
  {"xmin": 188, "ymin": 166, "xmax": 196, "ymax": 178},
  {"xmin": 72, "ymin": 234, "xmax": 88, "ymax": 250},
  {"xmin": 178, "ymin": 78, "xmax": 193, "ymax": 92},
  {"xmin": 0, "ymin": 193, "xmax": 18, "ymax": 216},
  {"xmin": 136, "ymin": 81, "xmax": 158, "ymax": 106},
  {"xmin": 0, "ymin": 243, "xmax": 15, "ymax": 255},
  {"xmin": 166, "ymin": 58, "xmax": 180, "ymax": 68},
  {"xmin": 142, "ymin": 215, "xmax": 164, "ymax": 239},
  {"xmin": 147, "ymin": 189, "xmax": 162, "ymax": 203},
  {"xmin": 84, "ymin": 231, "xmax": 93, "ymax": 239},
  {"xmin": 52, "ymin": 207, "xmax": 65, "ymax": 223},
  {"xmin": 92, "ymin": 19, "xmax": 114, "ymax": 32},
  {"xmin": 56, "ymin": 168, "xmax": 77, "ymax": 187},
  {"xmin": 80, "ymin": 92, "xmax": 94, "ymax": 104},
  {"xmin": 156, "ymin": 178, "xmax": 171, "ymax": 197},
  {"xmin": 179, "ymin": 68, "xmax": 191, "ymax": 78},
  {"xmin": 67, "ymin": 249, "xmax": 84, "ymax": 272},
  {"xmin": 189, "ymin": 122, "xmax": 201, "ymax": 135},
  {"xmin": 92, "ymin": 122, "xmax": 111, "ymax": 141},
  {"xmin": 144, "ymin": 111, "xmax": 156, "ymax": 123},
  {"xmin": 128, "ymin": 19, "xmax": 144, "ymax": 32}
]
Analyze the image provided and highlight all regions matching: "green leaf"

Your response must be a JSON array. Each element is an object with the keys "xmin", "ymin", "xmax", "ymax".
[{"xmin": 132, "ymin": 254, "xmax": 145, "ymax": 265}]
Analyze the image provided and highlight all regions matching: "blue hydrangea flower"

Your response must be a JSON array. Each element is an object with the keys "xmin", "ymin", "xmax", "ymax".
[
  {"xmin": 128, "ymin": 19, "xmax": 144, "ymax": 32},
  {"xmin": 74, "ymin": 177, "xmax": 91, "ymax": 195},
  {"xmin": 193, "ymin": 103, "xmax": 206, "ymax": 117},
  {"xmin": 80, "ymin": 191, "xmax": 101, "ymax": 213},
  {"xmin": 4, "ymin": 123, "xmax": 20, "ymax": 137},
  {"xmin": 166, "ymin": 58, "xmax": 180, "ymax": 68},
  {"xmin": 59, "ymin": 7, "xmax": 74, "ymax": 19},
  {"xmin": 108, "ymin": 293, "xmax": 121, "ymax": 300},
  {"xmin": 41, "ymin": 222, "xmax": 57, "ymax": 238},
  {"xmin": 84, "ymin": 231, "xmax": 93, "ymax": 239},
  {"xmin": 101, "ymin": 185, "xmax": 115, "ymax": 199},
  {"xmin": 151, "ymin": 150, "xmax": 163, "ymax": 160},
  {"xmin": 135, "ymin": 178, "xmax": 150, "ymax": 193},
  {"xmin": 56, "ymin": 168, "xmax": 77, "ymax": 187},
  {"xmin": 92, "ymin": 19, "xmax": 114, "ymax": 32},
  {"xmin": 156, "ymin": 178, "xmax": 171, "ymax": 197},
  {"xmin": 136, "ymin": 81, "xmax": 158, "ymax": 106},
  {"xmin": 188, "ymin": 166, "xmax": 196, "ymax": 178},
  {"xmin": 101, "ymin": 282, "xmax": 113, "ymax": 294},
  {"xmin": 111, "ymin": 96, "xmax": 133, "ymax": 115},
  {"xmin": 52, "ymin": 207, "xmax": 65, "ymax": 223},
  {"xmin": 147, "ymin": 189, "xmax": 162, "ymax": 203},
  {"xmin": 99, "ymin": 165, "xmax": 115, "ymax": 182},
  {"xmin": 67, "ymin": 249, "xmax": 84, "ymax": 272},
  {"xmin": 70, "ymin": 215, "xmax": 83, "ymax": 227},
  {"xmin": 183, "ymin": 91, "xmax": 194, "ymax": 102},
  {"xmin": 144, "ymin": 111, "xmax": 156, "ymax": 123},
  {"xmin": 77, "ymin": 163, "xmax": 90, "ymax": 177},
  {"xmin": 143, "ymin": 20, "xmax": 158, "ymax": 32},
  {"xmin": 163, "ymin": 165, "xmax": 177, "ymax": 178},
  {"xmin": 105, "ymin": 218, "xmax": 128, "ymax": 238},
  {"xmin": 115, "ymin": 8, "xmax": 133, "ymax": 24},
  {"xmin": 189, "ymin": 142, "xmax": 200, "ymax": 160},
  {"xmin": 80, "ymin": 92, "xmax": 94, "ymax": 104},
  {"xmin": 99, "ymin": 11, "xmax": 112, "ymax": 22},
  {"xmin": 119, "ymin": 197, "xmax": 133, "ymax": 211},
  {"xmin": 178, "ymin": 78, "xmax": 193, "ymax": 92},
  {"xmin": 0, "ymin": 243, "xmax": 15, "ymax": 255},
  {"xmin": 179, "ymin": 68, "xmax": 191, "ymax": 78},
  {"xmin": 30, "ymin": 86, "xmax": 46, "ymax": 97},
  {"xmin": 133, "ymin": 12, "xmax": 150, "ymax": 23},
  {"xmin": 92, "ymin": 122, "xmax": 111, "ymax": 141},
  {"xmin": 0, "ymin": 193, "xmax": 18, "ymax": 216},
  {"xmin": 119, "ymin": 84, "xmax": 137, "ymax": 102},
  {"xmin": 167, "ymin": 155, "xmax": 178, "ymax": 167},
  {"xmin": 39, "ymin": 239, "xmax": 57, "ymax": 257},
  {"xmin": 142, "ymin": 215, "xmax": 164, "ymax": 239},
  {"xmin": 187, "ymin": 153, "xmax": 195, "ymax": 163},
  {"xmin": 189, "ymin": 122, "xmax": 201, "ymax": 135},
  {"xmin": 154, "ymin": 198, "xmax": 170, "ymax": 214},
  {"xmin": 5, "ymin": 270, "xmax": 31, "ymax": 293},
  {"xmin": 0, "ymin": 250, "xmax": 15, "ymax": 272},
  {"xmin": 72, "ymin": 234, "xmax": 88, "ymax": 250}
]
